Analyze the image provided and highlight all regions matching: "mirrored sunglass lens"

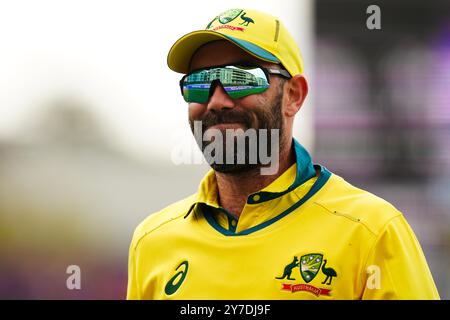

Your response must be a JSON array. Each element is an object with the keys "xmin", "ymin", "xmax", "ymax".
[
  {"xmin": 182, "ymin": 66, "xmax": 269, "ymax": 102},
  {"xmin": 226, "ymin": 86, "xmax": 268, "ymax": 99},
  {"xmin": 221, "ymin": 66, "xmax": 269, "ymax": 99},
  {"xmin": 183, "ymin": 82, "xmax": 210, "ymax": 103}
]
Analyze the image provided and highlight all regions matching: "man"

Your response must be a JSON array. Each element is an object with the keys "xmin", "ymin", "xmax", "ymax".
[{"xmin": 127, "ymin": 8, "xmax": 439, "ymax": 299}]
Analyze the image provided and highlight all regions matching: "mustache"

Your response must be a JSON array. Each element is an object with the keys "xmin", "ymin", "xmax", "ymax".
[{"xmin": 199, "ymin": 109, "xmax": 254, "ymax": 130}]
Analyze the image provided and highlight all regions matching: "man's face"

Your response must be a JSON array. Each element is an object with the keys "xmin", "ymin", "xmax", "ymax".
[{"xmin": 187, "ymin": 40, "xmax": 286, "ymax": 174}]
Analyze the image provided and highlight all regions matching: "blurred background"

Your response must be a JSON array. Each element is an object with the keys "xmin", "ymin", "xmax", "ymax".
[{"xmin": 0, "ymin": 0, "xmax": 448, "ymax": 299}]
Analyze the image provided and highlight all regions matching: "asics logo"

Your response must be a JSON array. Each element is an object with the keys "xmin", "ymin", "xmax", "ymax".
[{"xmin": 164, "ymin": 261, "xmax": 189, "ymax": 295}]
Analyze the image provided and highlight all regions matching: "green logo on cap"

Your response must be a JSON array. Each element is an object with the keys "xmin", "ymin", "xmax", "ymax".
[
  {"xmin": 219, "ymin": 9, "xmax": 243, "ymax": 24},
  {"xmin": 206, "ymin": 9, "xmax": 244, "ymax": 29},
  {"xmin": 239, "ymin": 12, "xmax": 254, "ymax": 26}
]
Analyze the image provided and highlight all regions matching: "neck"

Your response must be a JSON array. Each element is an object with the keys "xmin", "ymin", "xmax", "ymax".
[{"xmin": 215, "ymin": 138, "xmax": 295, "ymax": 218}]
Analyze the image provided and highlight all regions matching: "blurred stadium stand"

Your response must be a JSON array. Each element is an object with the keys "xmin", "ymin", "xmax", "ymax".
[{"xmin": 315, "ymin": 0, "xmax": 450, "ymax": 298}]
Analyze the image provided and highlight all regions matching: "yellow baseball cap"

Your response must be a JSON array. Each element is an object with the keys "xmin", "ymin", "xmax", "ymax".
[{"xmin": 167, "ymin": 8, "xmax": 304, "ymax": 76}]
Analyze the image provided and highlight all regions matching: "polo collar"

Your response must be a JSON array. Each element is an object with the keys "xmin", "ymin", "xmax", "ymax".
[
  {"xmin": 194, "ymin": 138, "xmax": 316, "ymax": 206},
  {"xmin": 246, "ymin": 138, "xmax": 316, "ymax": 204},
  {"xmin": 185, "ymin": 138, "xmax": 332, "ymax": 235}
]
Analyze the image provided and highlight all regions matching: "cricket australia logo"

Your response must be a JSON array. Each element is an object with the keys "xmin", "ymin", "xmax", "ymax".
[
  {"xmin": 300, "ymin": 253, "xmax": 323, "ymax": 283},
  {"xmin": 206, "ymin": 9, "xmax": 254, "ymax": 31},
  {"xmin": 275, "ymin": 253, "xmax": 338, "ymax": 297},
  {"xmin": 218, "ymin": 9, "xmax": 243, "ymax": 24}
]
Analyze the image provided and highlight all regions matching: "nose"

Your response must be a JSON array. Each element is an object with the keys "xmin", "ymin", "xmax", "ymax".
[{"xmin": 206, "ymin": 81, "xmax": 235, "ymax": 112}]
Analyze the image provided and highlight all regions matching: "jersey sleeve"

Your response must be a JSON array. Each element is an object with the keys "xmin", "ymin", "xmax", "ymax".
[
  {"xmin": 126, "ymin": 235, "xmax": 140, "ymax": 300},
  {"xmin": 361, "ymin": 214, "xmax": 440, "ymax": 299}
]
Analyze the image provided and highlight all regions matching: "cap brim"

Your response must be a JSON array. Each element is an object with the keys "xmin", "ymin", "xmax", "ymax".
[{"xmin": 167, "ymin": 30, "xmax": 280, "ymax": 74}]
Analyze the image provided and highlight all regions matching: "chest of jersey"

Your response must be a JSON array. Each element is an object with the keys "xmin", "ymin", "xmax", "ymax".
[{"xmin": 137, "ymin": 207, "xmax": 368, "ymax": 300}]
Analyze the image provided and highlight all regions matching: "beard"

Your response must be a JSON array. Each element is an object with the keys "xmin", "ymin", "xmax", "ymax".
[{"xmin": 189, "ymin": 87, "xmax": 285, "ymax": 175}]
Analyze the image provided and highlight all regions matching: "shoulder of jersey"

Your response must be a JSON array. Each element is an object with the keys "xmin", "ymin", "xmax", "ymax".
[
  {"xmin": 131, "ymin": 193, "xmax": 197, "ymax": 249},
  {"xmin": 314, "ymin": 173, "xmax": 403, "ymax": 236}
]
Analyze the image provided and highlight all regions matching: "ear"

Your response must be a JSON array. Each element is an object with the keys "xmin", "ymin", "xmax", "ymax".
[{"xmin": 283, "ymin": 75, "xmax": 308, "ymax": 117}]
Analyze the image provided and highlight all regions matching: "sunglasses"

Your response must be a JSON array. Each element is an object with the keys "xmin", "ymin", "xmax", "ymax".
[{"xmin": 179, "ymin": 63, "xmax": 291, "ymax": 103}]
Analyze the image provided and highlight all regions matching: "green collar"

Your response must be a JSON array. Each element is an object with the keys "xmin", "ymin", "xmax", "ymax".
[
  {"xmin": 246, "ymin": 138, "xmax": 317, "ymax": 205},
  {"xmin": 185, "ymin": 138, "xmax": 332, "ymax": 236}
]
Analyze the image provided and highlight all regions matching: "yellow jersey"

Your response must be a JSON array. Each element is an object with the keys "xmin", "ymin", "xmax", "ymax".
[{"xmin": 127, "ymin": 139, "xmax": 439, "ymax": 300}]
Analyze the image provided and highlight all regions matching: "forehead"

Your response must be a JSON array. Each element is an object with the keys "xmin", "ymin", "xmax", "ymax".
[{"xmin": 189, "ymin": 40, "xmax": 279, "ymax": 71}]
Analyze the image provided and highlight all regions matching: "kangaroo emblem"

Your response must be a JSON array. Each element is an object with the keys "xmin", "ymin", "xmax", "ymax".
[{"xmin": 276, "ymin": 256, "xmax": 299, "ymax": 280}]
